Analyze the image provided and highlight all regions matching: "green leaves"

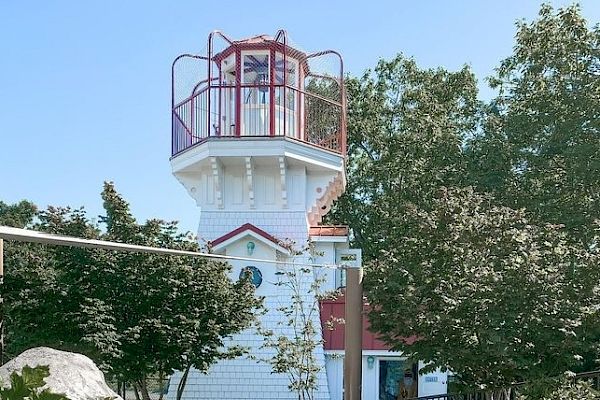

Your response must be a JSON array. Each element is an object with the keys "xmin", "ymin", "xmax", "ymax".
[
  {"xmin": 366, "ymin": 187, "xmax": 600, "ymax": 387},
  {"xmin": 329, "ymin": 54, "xmax": 480, "ymax": 260},
  {"xmin": 0, "ymin": 201, "xmax": 37, "ymax": 229},
  {"xmin": 329, "ymin": 2, "xmax": 600, "ymax": 394},
  {"xmin": 2, "ymin": 182, "xmax": 261, "ymax": 397},
  {"xmin": 0, "ymin": 365, "xmax": 68, "ymax": 400},
  {"xmin": 517, "ymin": 374, "xmax": 600, "ymax": 400},
  {"xmin": 257, "ymin": 252, "xmax": 330, "ymax": 400},
  {"xmin": 470, "ymin": 3, "xmax": 600, "ymax": 244}
]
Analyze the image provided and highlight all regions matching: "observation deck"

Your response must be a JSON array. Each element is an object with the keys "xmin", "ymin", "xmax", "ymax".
[{"xmin": 171, "ymin": 30, "xmax": 346, "ymax": 158}]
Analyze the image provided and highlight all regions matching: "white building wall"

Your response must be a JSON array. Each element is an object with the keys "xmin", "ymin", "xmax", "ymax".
[
  {"xmin": 312, "ymin": 241, "xmax": 350, "ymax": 293},
  {"xmin": 324, "ymin": 355, "xmax": 343, "ymax": 400},
  {"xmin": 324, "ymin": 352, "xmax": 391, "ymax": 400},
  {"xmin": 312, "ymin": 242, "xmax": 337, "ymax": 292},
  {"xmin": 361, "ymin": 355, "xmax": 377, "ymax": 400},
  {"xmin": 197, "ymin": 210, "xmax": 308, "ymax": 248},
  {"xmin": 167, "ymin": 210, "xmax": 331, "ymax": 400}
]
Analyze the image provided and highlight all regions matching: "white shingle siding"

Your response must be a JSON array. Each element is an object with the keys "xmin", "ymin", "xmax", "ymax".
[
  {"xmin": 197, "ymin": 211, "xmax": 309, "ymax": 248},
  {"xmin": 169, "ymin": 139, "xmax": 344, "ymax": 399},
  {"xmin": 167, "ymin": 210, "xmax": 331, "ymax": 400}
]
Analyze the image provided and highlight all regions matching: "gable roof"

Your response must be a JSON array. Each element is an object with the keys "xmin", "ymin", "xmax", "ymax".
[{"xmin": 209, "ymin": 223, "xmax": 290, "ymax": 254}]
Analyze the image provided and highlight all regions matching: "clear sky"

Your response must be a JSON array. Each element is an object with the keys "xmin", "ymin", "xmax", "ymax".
[{"xmin": 2, "ymin": 1, "xmax": 599, "ymax": 234}]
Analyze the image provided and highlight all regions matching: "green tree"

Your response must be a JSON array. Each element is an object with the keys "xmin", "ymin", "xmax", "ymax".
[
  {"xmin": 329, "ymin": 54, "xmax": 479, "ymax": 260},
  {"xmin": 330, "ymin": 5, "xmax": 600, "ymax": 392},
  {"xmin": 468, "ymin": 3, "xmax": 600, "ymax": 244},
  {"xmin": 0, "ymin": 201, "xmax": 62, "ymax": 360},
  {"xmin": 93, "ymin": 182, "xmax": 260, "ymax": 400},
  {"xmin": 257, "ymin": 243, "xmax": 337, "ymax": 400},
  {"xmin": 531, "ymin": 379, "xmax": 599, "ymax": 400},
  {"xmin": 0, "ymin": 201, "xmax": 37, "ymax": 228},
  {"xmin": 2, "ymin": 183, "xmax": 260, "ymax": 400},
  {"xmin": 366, "ymin": 187, "xmax": 600, "ymax": 389}
]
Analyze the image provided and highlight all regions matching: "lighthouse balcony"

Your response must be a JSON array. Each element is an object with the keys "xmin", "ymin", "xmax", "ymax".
[{"xmin": 171, "ymin": 83, "xmax": 345, "ymax": 157}]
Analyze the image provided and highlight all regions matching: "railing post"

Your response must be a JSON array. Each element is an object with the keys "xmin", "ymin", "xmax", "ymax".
[
  {"xmin": 340, "ymin": 70, "xmax": 346, "ymax": 156},
  {"xmin": 171, "ymin": 61, "xmax": 176, "ymax": 156},
  {"xmin": 207, "ymin": 36, "xmax": 213, "ymax": 138},
  {"xmin": 282, "ymin": 36, "xmax": 287, "ymax": 138},
  {"xmin": 235, "ymin": 49, "xmax": 241, "ymax": 137},
  {"xmin": 190, "ymin": 96, "xmax": 195, "ymax": 139},
  {"xmin": 0, "ymin": 238, "xmax": 4, "ymax": 365},
  {"xmin": 269, "ymin": 49, "xmax": 275, "ymax": 136},
  {"xmin": 218, "ymin": 66, "xmax": 222, "ymax": 136},
  {"xmin": 298, "ymin": 69, "xmax": 303, "ymax": 140}
]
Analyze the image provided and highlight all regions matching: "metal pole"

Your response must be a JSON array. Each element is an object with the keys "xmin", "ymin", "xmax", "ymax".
[
  {"xmin": 343, "ymin": 249, "xmax": 363, "ymax": 400},
  {"xmin": 0, "ymin": 238, "xmax": 4, "ymax": 365}
]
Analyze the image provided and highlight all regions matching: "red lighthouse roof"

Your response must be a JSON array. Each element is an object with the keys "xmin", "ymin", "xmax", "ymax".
[
  {"xmin": 211, "ymin": 33, "xmax": 310, "ymax": 75},
  {"xmin": 237, "ymin": 34, "xmax": 271, "ymax": 43}
]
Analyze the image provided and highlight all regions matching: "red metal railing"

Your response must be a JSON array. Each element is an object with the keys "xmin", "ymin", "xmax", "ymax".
[
  {"xmin": 171, "ymin": 83, "xmax": 343, "ymax": 156},
  {"xmin": 171, "ymin": 30, "xmax": 346, "ymax": 157}
]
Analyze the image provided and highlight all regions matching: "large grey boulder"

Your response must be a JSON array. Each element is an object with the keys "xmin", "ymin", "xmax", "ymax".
[{"xmin": 0, "ymin": 347, "xmax": 122, "ymax": 400}]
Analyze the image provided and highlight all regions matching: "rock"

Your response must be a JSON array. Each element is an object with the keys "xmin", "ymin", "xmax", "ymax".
[{"xmin": 0, "ymin": 347, "xmax": 122, "ymax": 400}]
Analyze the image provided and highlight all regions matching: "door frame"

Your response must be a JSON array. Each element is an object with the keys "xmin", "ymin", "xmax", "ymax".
[{"xmin": 375, "ymin": 356, "xmax": 417, "ymax": 400}]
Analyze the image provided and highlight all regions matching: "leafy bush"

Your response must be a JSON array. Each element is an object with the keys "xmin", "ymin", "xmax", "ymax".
[
  {"xmin": 517, "ymin": 379, "xmax": 600, "ymax": 400},
  {"xmin": 0, "ymin": 365, "xmax": 68, "ymax": 400}
]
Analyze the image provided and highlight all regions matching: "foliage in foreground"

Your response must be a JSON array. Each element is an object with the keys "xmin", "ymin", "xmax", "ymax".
[
  {"xmin": 517, "ymin": 376, "xmax": 600, "ymax": 400},
  {"xmin": 255, "ymin": 243, "xmax": 338, "ymax": 400},
  {"xmin": 0, "ymin": 365, "xmax": 68, "ymax": 400},
  {"xmin": 366, "ymin": 187, "xmax": 600, "ymax": 386},
  {"xmin": 1, "ymin": 183, "xmax": 261, "ymax": 400},
  {"xmin": 536, "ymin": 381, "xmax": 599, "ymax": 400}
]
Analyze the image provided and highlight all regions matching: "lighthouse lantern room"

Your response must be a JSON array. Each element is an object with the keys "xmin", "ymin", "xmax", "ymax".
[{"xmin": 171, "ymin": 30, "xmax": 346, "ymax": 155}]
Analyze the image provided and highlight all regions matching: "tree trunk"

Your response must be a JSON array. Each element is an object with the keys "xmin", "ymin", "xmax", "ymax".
[
  {"xmin": 176, "ymin": 365, "xmax": 192, "ymax": 400},
  {"xmin": 136, "ymin": 381, "xmax": 151, "ymax": 400},
  {"xmin": 120, "ymin": 381, "xmax": 127, "ymax": 400},
  {"xmin": 158, "ymin": 373, "xmax": 165, "ymax": 400},
  {"xmin": 133, "ymin": 383, "xmax": 141, "ymax": 400}
]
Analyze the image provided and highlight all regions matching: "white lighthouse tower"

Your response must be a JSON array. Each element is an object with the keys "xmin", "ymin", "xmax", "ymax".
[{"xmin": 168, "ymin": 30, "xmax": 348, "ymax": 399}]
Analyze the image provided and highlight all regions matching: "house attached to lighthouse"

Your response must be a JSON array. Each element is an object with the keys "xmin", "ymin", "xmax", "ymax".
[{"xmin": 168, "ymin": 30, "xmax": 448, "ymax": 400}]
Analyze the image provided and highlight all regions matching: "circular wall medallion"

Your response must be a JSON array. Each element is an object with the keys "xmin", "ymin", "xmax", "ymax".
[{"xmin": 239, "ymin": 266, "xmax": 263, "ymax": 288}]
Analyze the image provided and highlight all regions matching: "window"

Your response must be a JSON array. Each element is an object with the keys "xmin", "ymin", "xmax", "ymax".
[
  {"xmin": 335, "ymin": 268, "xmax": 346, "ymax": 289},
  {"xmin": 243, "ymin": 53, "xmax": 270, "ymax": 106},
  {"xmin": 379, "ymin": 360, "xmax": 417, "ymax": 400},
  {"xmin": 275, "ymin": 53, "xmax": 297, "ymax": 87},
  {"xmin": 239, "ymin": 266, "xmax": 263, "ymax": 288},
  {"xmin": 243, "ymin": 54, "xmax": 269, "ymax": 85}
]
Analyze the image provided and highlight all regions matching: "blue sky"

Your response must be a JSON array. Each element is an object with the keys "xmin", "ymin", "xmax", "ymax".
[{"xmin": 1, "ymin": 1, "xmax": 599, "ymax": 234}]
